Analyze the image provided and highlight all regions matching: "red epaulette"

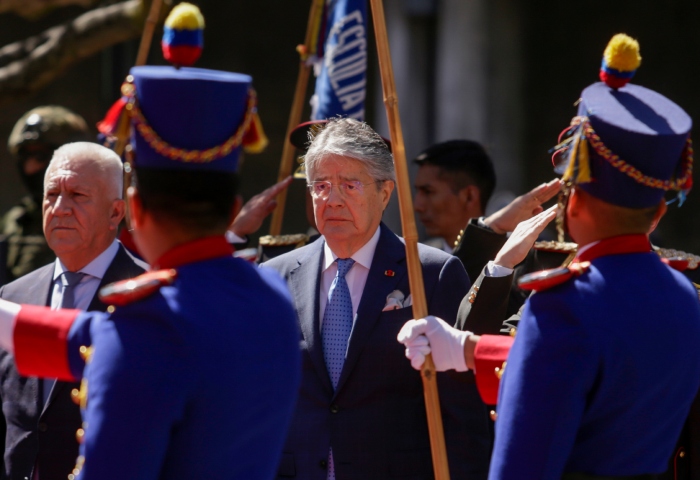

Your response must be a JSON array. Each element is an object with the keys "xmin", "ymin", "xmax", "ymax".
[
  {"xmin": 518, "ymin": 261, "xmax": 591, "ymax": 292},
  {"xmin": 99, "ymin": 269, "xmax": 177, "ymax": 306},
  {"xmin": 660, "ymin": 257, "xmax": 689, "ymax": 271}
]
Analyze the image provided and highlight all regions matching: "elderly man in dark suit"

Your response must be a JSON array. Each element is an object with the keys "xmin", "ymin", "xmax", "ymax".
[
  {"xmin": 0, "ymin": 141, "xmax": 145, "ymax": 480},
  {"xmin": 264, "ymin": 118, "xmax": 491, "ymax": 480}
]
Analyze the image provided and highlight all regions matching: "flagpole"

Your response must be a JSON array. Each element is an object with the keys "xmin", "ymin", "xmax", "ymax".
[
  {"xmin": 269, "ymin": 0, "xmax": 325, "ymax": 236},
  {"xmin": 368, "ymin": 1, "xmax": 450, "ymax": 478}
]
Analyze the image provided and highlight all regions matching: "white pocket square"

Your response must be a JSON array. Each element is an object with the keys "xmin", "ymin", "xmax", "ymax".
[{"xmin": 383, "ymin": 290, "xmax": 412, "ymax": 311}]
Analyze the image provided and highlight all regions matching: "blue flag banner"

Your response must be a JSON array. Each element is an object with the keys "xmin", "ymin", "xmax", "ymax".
[{"xmin": 310, "ymin": 0, "xmax": 367, "ymax": 121}]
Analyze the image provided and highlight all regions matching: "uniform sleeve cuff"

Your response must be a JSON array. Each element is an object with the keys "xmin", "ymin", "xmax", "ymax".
[
  {"xmin": 473, "ymin": 334, "xmax": 514, "ymax": 404},
  {"xmin": 13, "ymin": 305, "xmax": 80, "ymax": 381}
]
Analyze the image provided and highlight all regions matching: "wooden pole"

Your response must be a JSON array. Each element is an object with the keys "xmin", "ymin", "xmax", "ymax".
[
  {"xmin": 368, "ymin": 1, "xmax": 450, "ymax": 479},
  {"xmin": 135, "ymin": 0, "xmax": 164, "ymax": 68},
  {"xmin": 268, "ymin": 0, "xmax": 325, "ymax": 236}
]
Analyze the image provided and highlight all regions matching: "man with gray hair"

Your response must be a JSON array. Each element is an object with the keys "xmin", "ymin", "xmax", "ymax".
[
  {"xmin": 264, "ymin": 118, "xmax": 490, "ymax": 479},
  {"xmin": 0, "ymin": 142, "xmax": 145, "ymax": 480}
]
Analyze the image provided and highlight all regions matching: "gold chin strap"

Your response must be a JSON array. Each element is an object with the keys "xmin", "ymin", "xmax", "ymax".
[{"xmin": 556, "ymin": 181, "xmax": 573, "ymax": 243}]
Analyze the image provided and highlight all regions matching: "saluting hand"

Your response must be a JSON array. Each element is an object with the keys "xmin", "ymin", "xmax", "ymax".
[
  {"xmin": 483, "ymin": 178, "xmax": 561, "ymax": 234},
  {"xmin": 494, "ymin": 204, "xmax": 558, "ymax": 269},
  {"xmin": 229, "ymin": 176, "xmax": 293, "ymax": 237}
]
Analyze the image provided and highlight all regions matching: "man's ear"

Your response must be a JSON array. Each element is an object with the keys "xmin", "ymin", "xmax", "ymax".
[
  {"xmin": 110, "ymin": 199, "xmax": 126, "ymax": 231},
  {"xmin": 380, "ymin": 180, "xmax": 395, "ymax": 208},
  {"xmin": 458, "ymin": 185, "xmax": 482, "ymax": 214},
  {"xmin": 648, "ymin": 198, "xmax": 668, "ymax": 234},
  {"xmin": 567, "ymin": 187, "xmax": 582, "ymax": 218},
  {"xmin": 127, "ymin": 186, "xmax": 144, "ymax": 229}
]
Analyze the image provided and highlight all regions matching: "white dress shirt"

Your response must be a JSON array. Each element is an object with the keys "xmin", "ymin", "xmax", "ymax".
[{"xmin": 319, "ymin": 227, "xmax": 381, "ymax": 329}]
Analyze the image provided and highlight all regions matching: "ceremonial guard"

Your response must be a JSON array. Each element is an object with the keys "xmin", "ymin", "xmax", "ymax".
[
  {"xmin": 398, "ymin": 34, "xmax": 700, "ymax": 480},
  {"xmin": 0, "ymin": 4, "xmax": 301, "ymax": 479}
]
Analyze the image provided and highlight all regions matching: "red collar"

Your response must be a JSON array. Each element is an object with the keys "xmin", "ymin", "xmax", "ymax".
[
  {"xmin": 574, "ymin": 234, "xmax": 652, "ymax": 263},
  {"xmin": 152, "ymin": 235, "xmax": 234, "ymax": 270}
]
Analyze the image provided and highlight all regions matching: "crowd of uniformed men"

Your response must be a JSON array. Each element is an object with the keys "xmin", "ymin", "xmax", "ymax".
[{"xmin": 0, "ymin": 12, "xmax": 693, "ymax": 480}]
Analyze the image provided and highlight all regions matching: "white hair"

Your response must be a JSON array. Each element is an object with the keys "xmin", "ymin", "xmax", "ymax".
[
  {"xmin": 46, "ymin": 142, "xmax": 124, "ymax": 199},
  {"xmin": 304, "ymin": 118, "xmax": 395, "ymax": 184}
]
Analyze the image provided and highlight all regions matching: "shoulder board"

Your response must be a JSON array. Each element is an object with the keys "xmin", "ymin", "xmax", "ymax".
[
  {"xmin": 99, "ymin": 269, "xmax": 177, "ymax": 307},
  {"xmin": 258, "ymin": 233, "xmax": 309, "ymax": 248},
  {"xmin": 533, "ymin": 240, "xmax": 578, "ymax": 254},
  {"xmin": 655, "ymin": 247, "xmax": 700, "ymax": 271},
  {"xmin": 518, "ymin": 261, "xmax": 590, "ymax": 292}
]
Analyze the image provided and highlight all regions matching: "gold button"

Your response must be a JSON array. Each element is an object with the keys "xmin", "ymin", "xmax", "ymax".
[
  {"xmin": 474, "ymin": 286, "xmax": 479, "ymax": 292},
  {"xmin": 680, "ymin": 449, "xmax": 686, "ymax": 458},
  {"xmin": 489, "ymin": 410, "xmax": 498, "ymax": 421},
  {"xmin": 79, "ymin": 346, "xmax": 93, "ymax": 362},
  {"xmin": 107, "ymin": 305, "xmax": 115, "ymax": 313},
  {"xmin": 76, "ymin": 428, "xmax": 85, "ymax": 444},
  {"xmin": 509, "ymin": 328, "xmax": 517, "ymax": 337},
  {"xmin": 71, "ymin": 388, "xmax": 81, "ymax": 405}
]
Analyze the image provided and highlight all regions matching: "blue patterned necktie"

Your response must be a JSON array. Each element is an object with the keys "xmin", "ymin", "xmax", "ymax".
[
  {"xmin": 322, "ymin": 258, "xmax": 355, "ymax": 389},
  {"xmin": 322, "ymin": 258, "xmax": 355, "ymax": 480}
]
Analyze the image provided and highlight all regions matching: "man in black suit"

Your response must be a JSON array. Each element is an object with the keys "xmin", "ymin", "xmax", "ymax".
[{"xmin": 0, "ymin": 142, "xmax": 145, "ymax": 480}]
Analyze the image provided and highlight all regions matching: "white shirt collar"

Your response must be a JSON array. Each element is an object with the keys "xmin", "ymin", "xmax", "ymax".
[
  {"xmin": 323, "ymin": 226, "xmax": 381, "ymax": 272},
  {"xmin": 53, "ymin": 239, "xmax": 120, "ymax": 281}
]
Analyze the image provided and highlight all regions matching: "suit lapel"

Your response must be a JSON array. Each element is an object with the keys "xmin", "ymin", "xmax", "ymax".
[
  {"xmin": 335, "ymin": 224, "xmax": 407, "ymax": 395},
  {"xmin": 19, "ymin": 264, "xmax": 55, "ymax": 307},
  {"xmin": 289, "ymin": 240, "xmax": 333, "ymax": 394}
]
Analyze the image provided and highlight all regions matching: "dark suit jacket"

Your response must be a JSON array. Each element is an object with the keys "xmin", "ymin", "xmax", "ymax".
[
  {"xmin": 452, "ymin": 218, "xmax": 507, "ymax": 285},
  {"xmin": 0, "ymin": 243, "xmax": 145, "ymax": 480},
  {"xmin": 265, "ymin": 223, "xmax": 491, "ymax": 480}
]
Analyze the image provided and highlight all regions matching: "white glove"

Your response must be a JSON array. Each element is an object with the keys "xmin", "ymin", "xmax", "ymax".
[{"xmin": 397, "ymin": 315, "xmax": 470, "ymax": 372}]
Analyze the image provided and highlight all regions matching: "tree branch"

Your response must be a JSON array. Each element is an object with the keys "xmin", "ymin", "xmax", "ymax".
[
  {"xmin": 0, "ymin": 0, "xmax": 170, "ymax": 105},
  {"xmin": 0, "ymin": 0, "xmax": 100, "ymax": 20}
]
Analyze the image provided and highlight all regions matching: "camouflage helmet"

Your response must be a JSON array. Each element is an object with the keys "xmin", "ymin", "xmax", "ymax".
[{"xmin": 8, "ymin": 106, "xmax": 90, "ymax": 157}]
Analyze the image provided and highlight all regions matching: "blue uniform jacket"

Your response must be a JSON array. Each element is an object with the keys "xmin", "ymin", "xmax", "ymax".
[
  {"xmin": 490, "ymin": 248, "xmax": 700, "ymax": 479},
  {"xmin": 15, "ymin": 236, "xmax": 302, "ymax": 480}
]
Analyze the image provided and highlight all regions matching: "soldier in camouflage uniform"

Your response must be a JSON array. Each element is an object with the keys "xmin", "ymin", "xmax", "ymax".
[{"xmin": 0, "ymin": 106, "xmax": 90, "ymax": 285}]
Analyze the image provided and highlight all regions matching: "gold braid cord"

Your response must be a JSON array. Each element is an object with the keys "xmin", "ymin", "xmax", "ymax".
[
  {"xmin": 120, "ymin": 77, "xmax": 257, "ymax": 163},
  {"xmin": 570, "ymin": 116, "xmax": 694, "ymax": 192}
]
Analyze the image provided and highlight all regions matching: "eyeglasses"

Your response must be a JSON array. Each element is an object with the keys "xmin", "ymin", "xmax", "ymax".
[{"xmin": 307, "ymin": 180, "xmax": 380, "ymax": 200}]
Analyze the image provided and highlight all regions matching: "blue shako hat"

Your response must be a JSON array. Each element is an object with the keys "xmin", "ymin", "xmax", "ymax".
[
  {"xmin": 553, "ymin": 34, "xmax": 693, "ymax": 209},
  {"xmin": 124, "ymin": 66, "xmax": 266, "ymax": 173}
]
